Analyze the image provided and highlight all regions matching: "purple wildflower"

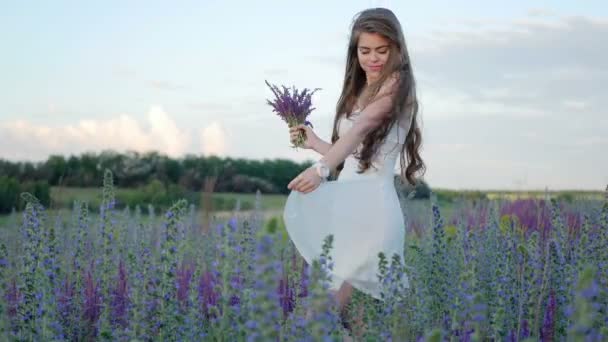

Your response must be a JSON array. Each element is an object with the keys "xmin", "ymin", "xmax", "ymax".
[
  {"xmin": 176, "ymin": 261, "xmax": 195, "ymax": 309},
  {"xmin": 56, "ymin": 274, "xmax": 75, "ymax": 329},
  {"xmin": 500, "ymin": 199, "xmax": 553, "ymax": 240},
  {"xmin": 299, "ymin": 262, "xmax": 309, "ymax": 298},
  {"xmin": 5, "ymin": 278, "xmax": 21, "ymax": 319},
  {"xmin": 198, "ymin": 270, "xmax": 220, "ymax": 319},
  {"xmin": 111, "ymin": 259, "xmax": 129, "ymax": 328},
  {"xmin": 83, "ymin": 268, "xmax": 102, "ymax": 336},
  {"xmin": 277, "ymin": 268, "xmax": 296, "ymax": 318},
  {"xmin": 541, "ymin": 289, "xmax": 556, "ymax": 341}
]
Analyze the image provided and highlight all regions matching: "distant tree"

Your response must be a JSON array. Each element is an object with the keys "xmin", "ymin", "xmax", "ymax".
[
  {"xmin": 0, "ymin": 176, "xmax": 19, "ymax": 213},
  {"xmin": 44, "ymin": 155, "xmax": 68, "ymax": 185},
  {"xmin": 0, "ymin": 176, "xmax": 50, "ymax": 213}
]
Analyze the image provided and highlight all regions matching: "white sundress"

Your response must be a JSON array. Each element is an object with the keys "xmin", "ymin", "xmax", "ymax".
[{"xmin": 282, "ymin": 110, "xmax": 411, "ymax": 300}]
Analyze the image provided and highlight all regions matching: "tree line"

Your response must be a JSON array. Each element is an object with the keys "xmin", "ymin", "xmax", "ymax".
[
  {"xmin": 1, "ymin": 150, "xmax": 313, "ymax": 193},
  {"xmin": 0, "ymin": 150, "xmax": 316, "ymax": 213}
]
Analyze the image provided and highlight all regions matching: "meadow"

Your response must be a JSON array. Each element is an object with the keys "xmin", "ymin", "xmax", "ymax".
[
  {"xmin": 0, "ymin": 170, "xmax": 606, "ymax": 341},
  {"xmin": 47, "ymin": 186, "xmax": 289, "ymax": 214}
]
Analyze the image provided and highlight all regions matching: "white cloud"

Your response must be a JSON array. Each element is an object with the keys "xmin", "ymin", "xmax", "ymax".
[
  {"xmin": 407, "ymin": 14, "xmax": 607, "ymax": 190},
  {"xmin": 426, "ymin": 142, "xmax": 473, "ymax": 153},
  {"xmin": 573, "ymin": 136, "xmax": 608, "ymax": 147},
  {"xmin": 561, "ymin": 100, "xmax": 588, "ymax": 110},
  {"xmin": 199, "ymin": 121, "xmax": 228, "ymax": 156},
  {"xmin": 412, "ymin": 15, "xmax": 608, "ymax": 117},
  {"xmin": 146, "ymin": 79, "xmax": 187, "ymax": 91},
  {"xmin": 0, "ymin": 106, "xmax": 192, "ymax": 161},
  {"xmin": 527, "ymin": 8, "xmax": 555, "ymax": 18},
  {"xmin": 418, "ymin": 87, "xmax": 547, "ymax": 119}
]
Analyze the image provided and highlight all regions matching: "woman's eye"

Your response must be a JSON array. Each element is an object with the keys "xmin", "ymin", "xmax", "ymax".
[{"xmin": 361, "ymin": 50, "xmax": 388, "ymax": 54}]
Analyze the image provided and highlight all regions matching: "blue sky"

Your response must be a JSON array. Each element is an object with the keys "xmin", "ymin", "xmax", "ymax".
[{"xmin": 1, "ymin": 0, "xmax": 606, "ymax": 190}]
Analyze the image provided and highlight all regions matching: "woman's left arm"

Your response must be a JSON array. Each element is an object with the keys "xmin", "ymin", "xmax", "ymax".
[{"xmin": 287, "ymin": 76, "xmax": 399, "ymax": 193}]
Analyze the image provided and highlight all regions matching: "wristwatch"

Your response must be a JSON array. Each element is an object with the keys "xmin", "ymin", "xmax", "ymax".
[{"xmin": 313, "ymin": 160, "xmax": 330, "ymax": 180}]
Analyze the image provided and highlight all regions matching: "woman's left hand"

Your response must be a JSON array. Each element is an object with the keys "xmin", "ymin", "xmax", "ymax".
[{"xmin": 287, "ymin": 167, "xmax": 323, "ymax": 194}]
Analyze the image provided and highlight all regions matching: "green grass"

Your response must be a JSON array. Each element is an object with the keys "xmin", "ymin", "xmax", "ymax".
[
  {"xmin": 485, "ymin": 190, "xmax": 604, "ymax": 201},
  {"xmin": 1, "ymin": 187, "xmax": 288, "ymax": 230},
  {"xmin": 0, "ymin": 205, "xmax": 284, "ymax": 237},
  {"xmin": 212, "ymin": 192, "xmax": 287, "ymax": 211},
  {"xmin": 49, "ymin": 186, "xmax": 288, "ymax": 212},
  {"xmin": 0, "ymin": 215, "xmax": 9, "ymax": 227}
]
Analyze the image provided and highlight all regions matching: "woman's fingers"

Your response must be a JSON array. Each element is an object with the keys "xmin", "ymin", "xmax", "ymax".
[
  {"xmin": 290, "ymin": 128, "xmax": 306, "ymax": 142},
  {"xmin": 293, "ymin": 179, "xmax": 304, "ymax": 190},
  {"xmin": 299, "ymin": 179, "xmax": 315, "ymax": 192},
  {"xmin": 288, "ymin": 175, "xmax": 304, "ymax": 190},
  {"xmin": 290, "ymin": 129, "xmax": 300, "ymax": 141},
  {"xmin": 300, "ymin": 183, "xmax": 315, "ymax": 193},
  {"xmin": 289, "ymin": 176, "xmax": 309, "ymax": 192},
  {"xmin": 289, "ymin": 124, "xmax": 307, "ymax": 132},
  {"xmin": 289, "ymin": 124, "xmax": 312, "ymax": 147}
]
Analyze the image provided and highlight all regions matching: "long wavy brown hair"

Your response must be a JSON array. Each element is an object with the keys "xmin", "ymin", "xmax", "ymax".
[{"xmin": 331, "ymin": 8, "xmax": 425, "ymax": 186}]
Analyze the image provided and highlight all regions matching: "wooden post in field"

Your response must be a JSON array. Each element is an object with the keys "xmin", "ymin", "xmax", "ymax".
[
  {"xmin": 50, "ymin": 175, "xmax": 65, "ymax": 211},
  {"xmin": 201, "ymin": 175, "xmax": 217, "ymax": 234}
]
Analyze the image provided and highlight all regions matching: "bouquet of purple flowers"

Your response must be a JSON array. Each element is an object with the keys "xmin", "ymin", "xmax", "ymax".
[{"xmin": 265, "ymin": 80, "xmax": 321, "ymax": 149}]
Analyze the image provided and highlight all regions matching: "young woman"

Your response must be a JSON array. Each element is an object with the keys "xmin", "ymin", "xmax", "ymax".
[{"xmin": 283, "ymin": 7, "xmax": 425, "ymax": 328}]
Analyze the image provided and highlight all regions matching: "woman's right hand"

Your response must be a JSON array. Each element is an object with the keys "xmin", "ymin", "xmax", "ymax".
[{"xmin": 289, "ymin": 124, "xmax": 319, "ymax": 150}]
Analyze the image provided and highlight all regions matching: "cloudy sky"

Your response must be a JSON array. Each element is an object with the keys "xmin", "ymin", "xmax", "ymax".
[{"xmin": 1, "ymin": 0, "xmax": 606, "ymax": 191}]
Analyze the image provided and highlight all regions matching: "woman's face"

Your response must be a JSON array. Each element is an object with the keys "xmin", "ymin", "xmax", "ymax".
[{"xmin": 357, "ymin": 32, "xmax": 391, "ymax": 83}]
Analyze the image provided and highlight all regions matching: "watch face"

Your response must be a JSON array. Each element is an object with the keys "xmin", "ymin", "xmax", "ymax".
[
  {"xmin": 320, "ymin": 165, "xmax": 329, "ymax": 177},
  {"xmin": 315, "ymin": 162, "xmax": 329, "ymax": 178}
]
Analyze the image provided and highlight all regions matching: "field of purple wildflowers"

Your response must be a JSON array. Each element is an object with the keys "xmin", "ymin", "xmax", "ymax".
[{"xmin": 0, "ymin": 170, "xmax": 606, "ymax": 341}]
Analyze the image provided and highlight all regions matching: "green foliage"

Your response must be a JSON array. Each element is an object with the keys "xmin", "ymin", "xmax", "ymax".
[
  {"xmin": 0, "ymin": 151, "xmax": 311, "ymax": 195},
  {"xmin": 394, "ymin": 176, "xmax": 431, "ymax": 200},
  {"xmin": 0, "ymin": 177, "xmax": 19, "ymax": 214},
  {"xmin": 265, "ymin": 216, "xmax": 279, "ymax": 234},
  {"xmin": 433, "ymin": 189, "xmax": 488, "ymax": 204},
  {"xmin": 0, "ymin": 176, "xmax": 50, "ymax": 214}
]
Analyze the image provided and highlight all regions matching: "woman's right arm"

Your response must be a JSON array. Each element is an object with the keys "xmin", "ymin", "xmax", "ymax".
[{"xmin": 311, "ymin": 138, "xmax": 332, "ymax": 156}]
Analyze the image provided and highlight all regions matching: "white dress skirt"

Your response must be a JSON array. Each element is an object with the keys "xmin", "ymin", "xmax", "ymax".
[{"xmin": 282, "ymin": 111, "xmax": 411, "ymax": 300}]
